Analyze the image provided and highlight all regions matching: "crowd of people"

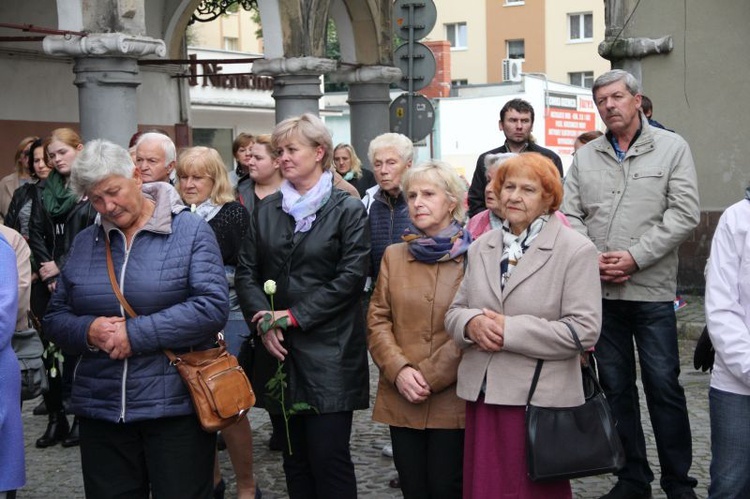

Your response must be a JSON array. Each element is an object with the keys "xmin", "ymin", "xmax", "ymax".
[{"xmin": 0, "ymin": 68, "xmax": 744, "ymax": 499}]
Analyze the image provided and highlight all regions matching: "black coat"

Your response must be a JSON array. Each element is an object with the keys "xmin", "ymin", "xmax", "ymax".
[
  {"xmin": 236, "ymin": 187, "xmax": 371, "ymax": 414},
  {"xmin": 28, "ymin": 191, "xmax": 97, "ymax": 279}
]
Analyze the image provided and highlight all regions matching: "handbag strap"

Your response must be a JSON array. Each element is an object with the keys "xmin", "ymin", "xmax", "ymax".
[
  {"xmin": 525, "ymin": 321, "xmax": 600, "ymax": 406},
  {"xmin": 104, "ymin": 235, "xmax": 180, "ymax": 365}
]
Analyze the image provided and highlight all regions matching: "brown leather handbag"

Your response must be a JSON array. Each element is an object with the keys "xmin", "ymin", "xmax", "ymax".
[{"xmin": 105, "ymin": 237, "xmax": 255, "ymax": 432}]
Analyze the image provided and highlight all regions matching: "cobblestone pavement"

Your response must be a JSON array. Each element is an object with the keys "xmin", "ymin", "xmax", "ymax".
[{"xmin": 18, "ymin": 296, "xmax": 709, "ymax": 499}]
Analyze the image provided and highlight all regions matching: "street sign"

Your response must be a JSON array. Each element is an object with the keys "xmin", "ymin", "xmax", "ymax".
[
  {"xmin": 393, "ymin": 42, "xmax": 436, "ymax": 92},
  {"xmin": 393, "ymin": 0, "xmax": 437, "ymax": 41},
  {"xmin": 389, "ymin": 92, "xmax": 435, "ymax": 142}
]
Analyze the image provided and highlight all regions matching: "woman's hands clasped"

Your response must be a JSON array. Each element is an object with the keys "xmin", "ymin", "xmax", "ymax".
[
  {"xmin": 87, "ymin": 316, "xmax": 132, "ymax": 360},
  {"xmin": 395, "ymin": 366, "xmax": 432, "ymax": 404},
  {"xmin": 466, "ymin": 308, "xmax": 505, "ymax": 352}
]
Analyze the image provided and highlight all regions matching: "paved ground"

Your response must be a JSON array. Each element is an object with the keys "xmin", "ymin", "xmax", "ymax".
[{"xmin": 17, "ymin": 295, "xmax": 709, "ymax": 498}]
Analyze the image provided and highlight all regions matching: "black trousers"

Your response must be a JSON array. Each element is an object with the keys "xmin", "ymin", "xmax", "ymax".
[
  {"xmin": 390, "ymin": 426, "xmax": 465, "ymax": 499},
  {"xmin": 272, "ymin": 411, "xmax": 357, "ymax": 499},
  {"xmin": 79, "ymin": 415, "xmax": 215, "ymax": 499}
]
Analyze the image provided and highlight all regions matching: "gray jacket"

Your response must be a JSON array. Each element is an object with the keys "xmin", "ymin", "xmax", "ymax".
[{"xmin": 561, "ymin": 116, "xmax": 700, "ymax": 302}]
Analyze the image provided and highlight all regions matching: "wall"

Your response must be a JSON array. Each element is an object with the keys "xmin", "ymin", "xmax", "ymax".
[
  {"xmin": 544, "ymin": 0, "xmax": 609, "ymax": 85},
  {"xmin": 425, "ymin": 0, "xmax": 487, "ymax": 84},
  {"xmin": 486, "ymin": 0, "xmax": 546, "ymax": 83}
]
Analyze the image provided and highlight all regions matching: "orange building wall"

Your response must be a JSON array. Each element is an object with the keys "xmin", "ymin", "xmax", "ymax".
[{"xmin": 486, "ymin": 0, "xmax": 547, "ymax": 83}]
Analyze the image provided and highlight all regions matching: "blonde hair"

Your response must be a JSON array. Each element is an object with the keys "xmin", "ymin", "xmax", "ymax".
[
  {"xmin": 272, "ymin": 113, "xmax": 333, "ymax": 170},
  {"xmin": 48, "ymin": 128, "xmax": 83, "ymax": 150},
  {"xmin": 333, "ymin": 143, "xmax": 363, "ymax": 178},
  {"xmin": 14, "ymin": 136, "xmax": 38, "ymax": 175},
  {"xmin": 401, "ymin": 160, "xmax": 467, "ymax": 223},
  {"xmin": 176, "ymin": 146, "xmax": 235, "ymax": 205}
]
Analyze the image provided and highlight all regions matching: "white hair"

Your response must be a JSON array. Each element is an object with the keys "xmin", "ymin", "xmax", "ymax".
[
  {"xmin": 71, "ymin": 139, "xmax": 135, "ymax": 196},
  {"xmin": 135, "ymin": 132, "xmax": 176, "ymax": 164}
]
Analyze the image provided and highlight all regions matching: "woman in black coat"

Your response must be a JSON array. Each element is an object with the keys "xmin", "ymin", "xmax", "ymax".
[{"xmin": 236, "ymin": 114, "xmax": 370, "ymax": 499}]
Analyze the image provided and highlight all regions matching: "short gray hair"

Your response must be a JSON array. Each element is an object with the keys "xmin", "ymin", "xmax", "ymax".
[
  {"xmin": 401, "ymin": 160, "xmax": 467, "ymax": 223},
  {"xmin": 136, "ymin": 132, "xmax": 176, "ymax": 164},
  {"xmin": 592, "ymin": 69, "xmax": 641, "ymax": 97},
  {"xmin": 368, "ymin": 133, "xmax": 414, "ymax": 165},
  {"xmin": 484, "ymin": 152, "xmax": 517, "ymax": 179},
  {"xmin": 71, "ymin": 139, "xmax": 135, "ymax": 197}
]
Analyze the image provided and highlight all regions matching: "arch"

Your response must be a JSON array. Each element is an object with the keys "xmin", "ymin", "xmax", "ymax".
[{"xmin": 163, "ymin": 0, "xmax": 201, "ymax": 59}]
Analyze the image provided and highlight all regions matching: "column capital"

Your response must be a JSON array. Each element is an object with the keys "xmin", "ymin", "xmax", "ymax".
[
  {"xmin": 328, "ymin": 65, "xmax": 402, "ymax": 85},
  {"xmin": 43, "ymin": 33, "xmax": 166, "ymax": 58},
  {"xmin": 252, "ymin": 57, "xmax": 337, "ymax": 76}
]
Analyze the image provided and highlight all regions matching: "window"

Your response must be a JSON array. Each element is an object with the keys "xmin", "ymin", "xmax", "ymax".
[
  {"xmin": 452, "ymin": 79, "xmax": 468, "ymax": 87},
  {"xmin": 446, "ymin": 23, "xmax": 468, "ymax": 49},
  {"xmin": 569, "ymin": 71, "xmax": 594, "ymax": 88},
  {"xmin": 507, "ymin": 39, "xmax": 525, "ymax": 59},
  {"xmin": 568, "ymin": 13, "xmax": 593, "ymax": 42},
  {"xmin": 505, "ymin": 0, "xmax": 524, "ymax": 5},
  {"xmin": 223, "ymin": 36, "xmax": 239, "ymax": 51}
]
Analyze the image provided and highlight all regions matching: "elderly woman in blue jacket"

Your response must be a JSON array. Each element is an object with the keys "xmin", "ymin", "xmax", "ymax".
[{"xmin": 43, "ymin": 139, "xmax": 229, "ymax": 499}]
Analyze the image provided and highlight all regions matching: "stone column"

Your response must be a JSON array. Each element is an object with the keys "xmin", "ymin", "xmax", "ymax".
[
  {"xmin": 252, "ymin": 57, "xmax": 338, "ymax": 123},
  {"xmin": 329, "ymin": 66, "xmax": 402, "ymax": 169},
  {"xmin": 43, "ymin": 33, "xmax": 166, "ymax": 147}
]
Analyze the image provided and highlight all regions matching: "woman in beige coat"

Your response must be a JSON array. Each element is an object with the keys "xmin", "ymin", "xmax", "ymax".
[
  {"xmin": 368, "ymin": 161, "xmax": 471, "ymax": 499},
  {"xmin": 445, "ymin": 152, "xmax": 602, "ymax": 499}
]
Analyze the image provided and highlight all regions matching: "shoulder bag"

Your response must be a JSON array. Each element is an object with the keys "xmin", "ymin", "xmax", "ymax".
[
  {"xmin": 525, "ymin": 322, "xmax": 625, "ymax": 481},
  {"xmin": 105, "ymin": 236, "xmax": 255, "ymax": 432},
  {"xmin": 12, "ymin": 319, "xmax": 48, "ymax": 400}
]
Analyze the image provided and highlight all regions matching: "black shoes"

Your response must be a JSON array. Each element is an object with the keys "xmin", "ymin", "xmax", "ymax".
[
  {"xmin": 36, "ymin": 411, "xmax": 70, "ymax": 448},
  {"xmin": 61, "ymin": 417, "xmax": 80, "ymax": 447},
  {"xmin": 600, "ymin": 482, "xmax": 652, "ymax": 499}
]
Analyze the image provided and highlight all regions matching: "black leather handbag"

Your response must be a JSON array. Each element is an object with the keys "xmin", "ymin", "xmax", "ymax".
[
  {"xmin": 525, "ymin": 323, "xmax": 625, "ymax": 482},
  {"xmin": 693, "ymin": 326, "xmax": 715, "ymax": 372}
]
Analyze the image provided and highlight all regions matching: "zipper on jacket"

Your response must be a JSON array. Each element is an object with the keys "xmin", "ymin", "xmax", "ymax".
[{"xmin": 116, "ymin": 232, "xmax": 132, "ymax": 423}]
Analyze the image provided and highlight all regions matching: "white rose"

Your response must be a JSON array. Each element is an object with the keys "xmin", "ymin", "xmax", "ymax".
[{"xmin": 263, "ymin": 280, "xmax": 277, "ymax": 295}]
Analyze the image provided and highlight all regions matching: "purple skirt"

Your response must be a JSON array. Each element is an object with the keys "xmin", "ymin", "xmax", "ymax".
[{"xmin": 463, "ymin": 397, "xmax": 571, "ymax": 499}]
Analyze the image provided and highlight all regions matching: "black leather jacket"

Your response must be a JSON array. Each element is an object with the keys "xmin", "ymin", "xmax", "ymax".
[
  {"xmin": 236, "ymin": 188, "xmax": 371, "ymax": 414},
  {"xmin": 28, "ymin": 194, "xmax": 97, "ymax": 281}
]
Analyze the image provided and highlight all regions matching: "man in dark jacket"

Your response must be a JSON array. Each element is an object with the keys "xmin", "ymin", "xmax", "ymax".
[{"xmin": 467, "ymin": 98, "xmax": 563, "ymax": 217}]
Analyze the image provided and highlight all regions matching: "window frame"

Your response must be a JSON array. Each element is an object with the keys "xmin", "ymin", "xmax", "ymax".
[
  {"xmin": 445, "ymin": 22, "xmax": 468, "ymax": 50},
  {"xmin": 568, "ymin": 12, "xmax": 594, "ymax": 43},
  {"xmin": 569, "ymin": 71, "xmax": 595, "ymax": 89},
  {"xmin": 506, "ymin": 39, "xmax": 525, "ymax": 60}
]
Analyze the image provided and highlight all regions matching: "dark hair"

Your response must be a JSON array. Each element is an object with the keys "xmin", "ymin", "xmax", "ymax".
[
  {"xmin": 500, "ymin": 98, "xmax": 535, "ymax": 125},
  {"xmin": 640, "ymin": 95, "xmax": 653, "ymax": 115},
  {"xmin": 27, "ymin": 138, "xmax": 45, "ymax": 178}
]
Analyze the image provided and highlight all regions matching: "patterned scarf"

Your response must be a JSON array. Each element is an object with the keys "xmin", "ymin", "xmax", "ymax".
[
  {"xmin": 280, "ymin": 170, "xmax": 333, "ymax": 233},
  {"xmin": 191, "ymin": 199, "xmax": 222, "ymax": 222},
  {"xmin": 500, "ymin": 215, "xmax": 548, "ymax": 288},
  {"xmin": 402, "ymin": 221, "xmax": 472, "ymax": 264}
]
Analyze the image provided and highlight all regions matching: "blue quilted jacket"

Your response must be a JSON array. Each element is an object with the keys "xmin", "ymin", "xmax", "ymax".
[{"xmin": 43, "ymin": 183, "xmax": 229, "ymax": 423}]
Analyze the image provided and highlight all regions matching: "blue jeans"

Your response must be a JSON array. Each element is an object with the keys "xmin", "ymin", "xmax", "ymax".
[
  {"xmin": 709, "ymin": 387, "xmax": 750, "ymax": 498},
  {"xmin": 597, "ymin": 300, "xmax": 697, "ymax": 495}
]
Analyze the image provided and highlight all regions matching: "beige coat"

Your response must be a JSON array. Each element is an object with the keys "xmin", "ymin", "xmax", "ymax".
[
  {"xmin": 445, "ymin": 215, "xmax": 602, "ymax": 408},
  {"xmin": 0, "ymin": 225, "xmax": 31, "ymax": 330},
  {"xmin": 368, "ymin": 243, "xmax": 465, "ymax": 429},
  {"xmin": 0, "ymin": 172, "xmax": 21, "ymax": 222}
]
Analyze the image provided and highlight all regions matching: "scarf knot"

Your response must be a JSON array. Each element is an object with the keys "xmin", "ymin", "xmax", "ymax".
[{"xmin": 402, "ymin": 221, "xmax": 472, "ymax": 263}]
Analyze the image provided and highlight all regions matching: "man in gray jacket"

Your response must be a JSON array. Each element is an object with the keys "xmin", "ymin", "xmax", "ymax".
[{"xmin": 562, "ymin": 70, "xmax": 699, "ymax": 499}]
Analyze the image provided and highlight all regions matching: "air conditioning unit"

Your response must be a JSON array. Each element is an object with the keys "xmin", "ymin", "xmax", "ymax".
[{"xmin": 502, "ymin": 58, "xmax": 523, "ymax": 82}]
